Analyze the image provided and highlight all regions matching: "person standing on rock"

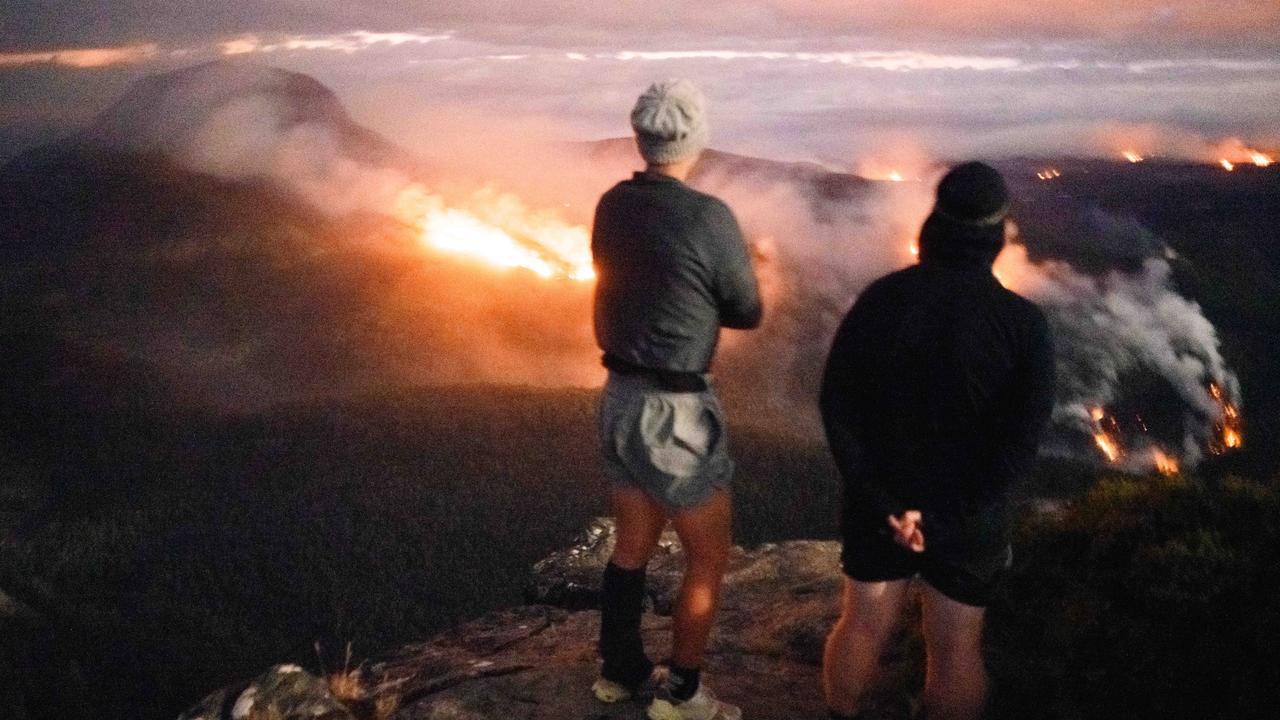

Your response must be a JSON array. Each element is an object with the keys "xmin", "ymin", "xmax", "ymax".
[
  {"xmin": 590, "ymin": 78, "xmax": 763, "ymax": 720},
  {"xmin": 819, "ymin": 162, "xmax": 1055, "ymax": 720}
]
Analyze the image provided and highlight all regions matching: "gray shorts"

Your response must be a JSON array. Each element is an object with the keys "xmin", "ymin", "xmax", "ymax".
[{"xmin": 598, "ymin": 371, "xmax": 733, "ymax": 510}]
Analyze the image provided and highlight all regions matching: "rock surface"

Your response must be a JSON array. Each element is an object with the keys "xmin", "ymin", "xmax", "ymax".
[
  {"xmin": 180, "ymin": 664, "xmax": 358, "ymax": 720},
  {"xmin": 183, "ymin": 520, "xmax": 921, "ymax": 720}
]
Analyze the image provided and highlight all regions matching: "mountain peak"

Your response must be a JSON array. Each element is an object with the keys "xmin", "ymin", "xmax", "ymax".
[
  {"xmin": 66, "ymin": 60, "xmax": 407, "ymax": 180},
  {"xmin": 87, "ymin": 61, "xmax": 353, "ymax": 152}
]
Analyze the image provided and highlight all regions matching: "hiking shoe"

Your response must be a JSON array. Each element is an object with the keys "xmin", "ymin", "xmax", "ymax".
[
  {"xmin": 592, "ymin": 665, "xmax": 669, "ymax": 703},
  {"xmin": 647, "ymin": 682, "xmax": 742, "ymax": 720}
]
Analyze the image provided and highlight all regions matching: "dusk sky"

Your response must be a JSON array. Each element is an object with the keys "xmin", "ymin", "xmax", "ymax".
[{"xmin": 3, "ymin": 1, "xmax": 1279, "ymax": 165}]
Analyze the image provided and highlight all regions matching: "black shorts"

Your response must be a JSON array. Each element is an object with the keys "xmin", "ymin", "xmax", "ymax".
[{"xmin": 840, "ymin": 505, "xmax": 1012, "ymax": 607}]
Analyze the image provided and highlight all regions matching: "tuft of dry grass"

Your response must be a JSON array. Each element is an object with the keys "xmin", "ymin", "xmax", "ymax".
[
  {"xmin": 326, "ymin": 668, "xmax": 364, "ymax": 703},
  {"xmin": 322, "ymin": 642, "xmax": 400, "ymax": 720}
]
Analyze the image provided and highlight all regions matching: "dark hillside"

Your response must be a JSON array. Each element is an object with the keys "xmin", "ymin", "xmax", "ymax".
[{"xmin": 0, "ymin": 381, "xmax": 841, "ymax": 720}]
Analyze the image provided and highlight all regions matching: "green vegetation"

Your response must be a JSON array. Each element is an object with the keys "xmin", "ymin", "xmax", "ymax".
[{"xmin": 986, "ymin": 472, "xmax": 1280, "ymax": 719}]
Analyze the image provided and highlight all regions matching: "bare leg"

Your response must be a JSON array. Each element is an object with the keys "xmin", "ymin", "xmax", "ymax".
[
  {"xmin": 598, "ymin": 486, "xmax": 669, "ymax": 688},
  {"xmin": 668, "ymin": 488, "xmax": 733, "ymax": 668},
  {"xmin": 822, "ymin": 577, "xmax": 912, "ymax": 717},
  {"xmin": 921, "ymin": 583, "xmax": 988, "ymax": 720},
  {"xmin": 610, "ymin": 485, "xmax": 669, "ymax": 569}
]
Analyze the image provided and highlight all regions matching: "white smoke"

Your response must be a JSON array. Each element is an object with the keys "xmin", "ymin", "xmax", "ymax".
[
  {"xmin": 181, "ymin": 96, "xmax": 414, "ymax": 214},
  {"xmin": 996, "ymin": 244, "xmax": 1239, "ymax": 466},
  {"xmin": 691, "ymin": 163, "xmax": 1240, "ymax": 469},
  {"xmin": 98, "ymin": 63, "xmax": 1243, "ymax": 468}
]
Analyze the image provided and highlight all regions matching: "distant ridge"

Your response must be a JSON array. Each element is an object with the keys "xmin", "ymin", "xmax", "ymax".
[
  {"xmin": 6, "ymin": 60, "xmax": 411, "ymax": 176},
  {"xmin": 580, "ymin": 136, "xmax": 874, "ymax": 207}
]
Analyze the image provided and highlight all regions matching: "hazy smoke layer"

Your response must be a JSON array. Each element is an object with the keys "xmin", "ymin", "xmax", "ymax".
[{"xmin": 92, "ymin": 63, "xmax": 1240, "ymax": 467}]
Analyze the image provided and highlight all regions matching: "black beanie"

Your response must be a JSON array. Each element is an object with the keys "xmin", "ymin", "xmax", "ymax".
[
  {"xmin": 917, "ymin": 161, "xmax": 1009, "ymax": 268},
  {"xmin": 934, "ymin": 162, "xmax": 1009, "ymax": 226}
]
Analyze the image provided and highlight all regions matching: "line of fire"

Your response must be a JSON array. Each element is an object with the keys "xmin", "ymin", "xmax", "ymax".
[{"xmin": 385, "ymin": 156, "xmax": 1253, "ymax": 478}]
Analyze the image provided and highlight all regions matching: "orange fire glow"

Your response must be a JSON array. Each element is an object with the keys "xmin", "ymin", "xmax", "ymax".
[
  {"xmin": 1086, "ymin": 386, "xmax": 1244, "ymax": 472},
  {"xmin": 1217, "ymin": 152, "xmax": 1271, "ymax": 171},
  {"xmin": 1089, "ymin": 406, "xmax": 1183, "ymax": 474},
  {"xmin": 855, "ymin": 159, "xmax": 916, "ymax": 183},
  {"xmin": 394, "ymin": 185, "xmax": 594, "ymax": 281},
  {"xmin": 1036, "ymin": 168, "xmax": 1062, "ymax": 180},
  {"xmin": 1212, "ymin": 139, "xmax": 1274, "ymax": 170},
  {"xmin": 1090, "ymin": 407, "xmax": 1123, "ymax": 463},
  {"xmin": 1208, "ymin": 382, "xmax": 1244, "ymax": 452},
  {"xmin": 1151, "ymin": 448, "xmax": 1179, "ymax": 476},
  {"xmin": 1122, "ymin": 151, "xmax": 1145, "ymax": 163},
  {"xmin": 1094, "ymin": 432, "xmax": 1121, "ymax": 463}
]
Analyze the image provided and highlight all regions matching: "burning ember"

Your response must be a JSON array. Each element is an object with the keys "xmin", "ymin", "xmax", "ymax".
[
  {"xmin": 1220, "ymin": 159, "xmax": 1235, "ymax": 172},
  {"xmin": 1150, "ymin": 448, "xmax": 1180, "ymax": 476},
  {"xmin": 1088, "ymin": 406, "xmax": 1181, "ymax": 476},
  {"xmin": 395, "ymin": 185, "xmax": 594, "ymax": 281},
  {"xmin": 1208, "ymin": 383, "xmax": 1244, "ymax": 453},
  {"xmin": 1122, "ymin": 151, "xmax": 1146, "ymax": 164},
  {"xmin": 1084, "ymin": 381, "xmax": 1243, "ymax": 475},
  {"xmin": 1090, "ymin": 406, "xmax": 1123, "ymax": 463},
  {"xmin": 1036, "ymin": 168, "xmax": 1062, "ymax": 181}
]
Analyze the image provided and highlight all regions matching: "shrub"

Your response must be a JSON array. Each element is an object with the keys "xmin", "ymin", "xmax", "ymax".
[{"xmin": 987, "ymin": 474, "xmax": 1280, "ymax": 719}]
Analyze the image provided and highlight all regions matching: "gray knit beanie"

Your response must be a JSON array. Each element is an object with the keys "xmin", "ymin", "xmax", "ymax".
[{"xmin": 630, "ymin": 79, "xmax": 708, "ymax": 165}]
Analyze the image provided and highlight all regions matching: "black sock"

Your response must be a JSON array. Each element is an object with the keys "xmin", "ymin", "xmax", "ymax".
[
  {"xmin": 599, "ymin": 562, "xmax": 652, "ymax": 686},
  {"xmin": 669, "ymin": 664, "xmax": 700, "ymax": 701}
]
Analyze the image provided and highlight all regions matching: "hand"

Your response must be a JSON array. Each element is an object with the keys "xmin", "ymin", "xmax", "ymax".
[{"xmin": 887, "ymin": 510, "xmax": 925, "ymax": 553}]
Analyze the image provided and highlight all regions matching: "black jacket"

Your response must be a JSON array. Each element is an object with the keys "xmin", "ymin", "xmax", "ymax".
[
  {"xmin": 820, "ymin": 230, "xmax": 1055, "ymax": 525},
  {"xmin": 592, "ymin": 172, "xmax": 762, "ymax": 373}
]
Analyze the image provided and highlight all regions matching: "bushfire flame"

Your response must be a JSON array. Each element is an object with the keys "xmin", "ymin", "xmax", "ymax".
[
  {"xmin": 1083, "ymin": 382, "xmax": 1243, "ymax": 474},
  {"xmin": 1089, "ymin": 406, "xmax": 1181, "ymax": 476},
  {"xmin": 1122, "ymin": 150, "xmax": 1146, "ymax": 163},
  {"xmin": 1208, "ymin": 382, "xmax": 1244, "ymax": 453},
  {"xmin": 1217, "ymin": 151, "xmax": 1272, "ymax": 171},
  {"xmin": 1214, "ymin": 140, "xmax": 1273, "ymax": 171},
  {"xmin": 855, "ymin": 159, "xmax": 916, "ymax": 183},
  {"xmin": 1151, "ymin": 448, "xmax": 1180, "ymax": 476},
  {"xmin": 1090, "ymin": 406, "xmax": 1123, "ymax": 463},
  {"xmin": 394, "ymin": 185, "xmax": 594, "ymax": 281},
  {"xmin": 388, "ymin": 174, "xmax": 1246, "ymax": 474},
  {"xmin": 1036, "ymin": 168, "xmax": 1062, "ymax": 181}
]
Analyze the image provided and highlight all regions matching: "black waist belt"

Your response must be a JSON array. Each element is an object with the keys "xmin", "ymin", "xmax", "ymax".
[{"xmin": 602, "ymin": 353, "xmax": 709, "ymax": 393}]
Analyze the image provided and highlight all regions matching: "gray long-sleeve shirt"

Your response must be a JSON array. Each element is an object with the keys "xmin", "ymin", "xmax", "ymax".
[{"xmin": 592, "ymin": 171, "xmax": 762, "ymax": 372}]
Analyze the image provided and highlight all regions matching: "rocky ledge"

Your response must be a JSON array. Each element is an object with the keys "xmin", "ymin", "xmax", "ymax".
[{"xmin": 182, "ymin": 520, "xmax": 920, "ymax": 720}]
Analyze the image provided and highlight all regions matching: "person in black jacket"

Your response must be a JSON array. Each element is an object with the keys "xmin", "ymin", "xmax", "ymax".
[
  {"xmin": 590, "ymin": 79, "xmax": 762, "ymax": 720},
  {"xmin": 819, "ymin": 162, "xmax": 1055, "ymax": 720}
]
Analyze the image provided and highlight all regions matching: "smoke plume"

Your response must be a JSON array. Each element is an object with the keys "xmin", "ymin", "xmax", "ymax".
[
  {"xmin": 76, "ymin": 62, "xmax": 1242, "ymax": 469},
  {"xmin": 690, "ymin": 159, "xmax": 1241, "ymax": 469}
]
